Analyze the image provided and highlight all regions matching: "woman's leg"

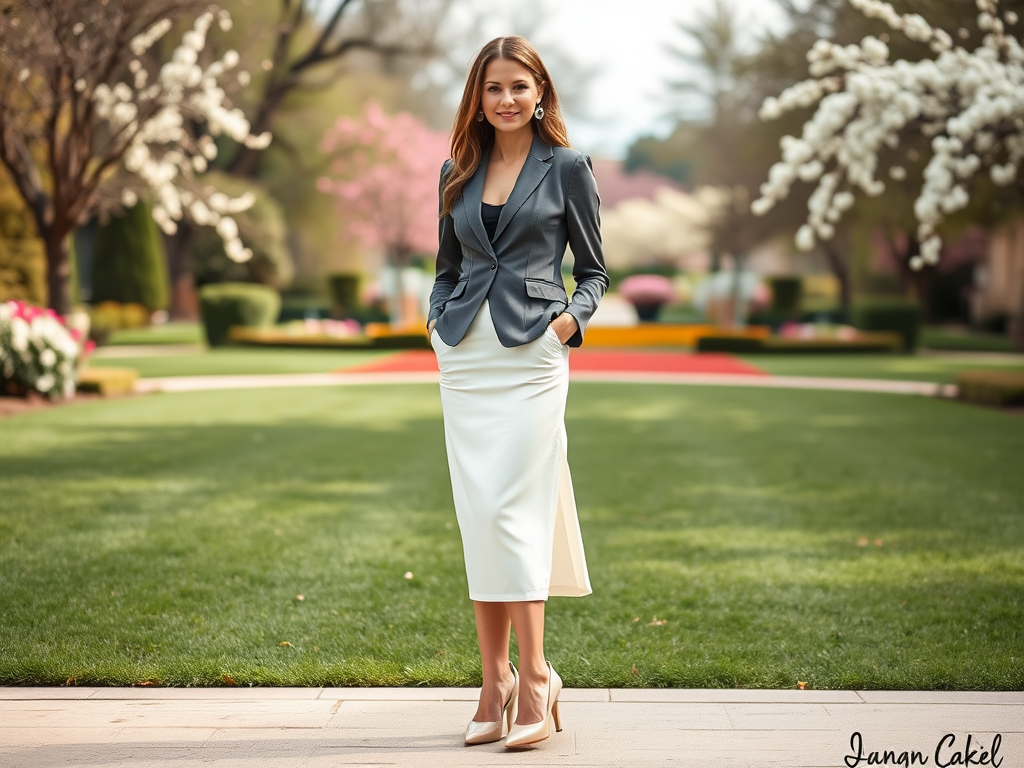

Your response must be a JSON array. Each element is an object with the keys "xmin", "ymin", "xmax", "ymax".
[
  {"xmin": 506, "ymin": 600, "xmax": 550, "ymax": 726},
  {"xmin": 472, "ymin": 601, "xmax": 516, "ymax": 722}
]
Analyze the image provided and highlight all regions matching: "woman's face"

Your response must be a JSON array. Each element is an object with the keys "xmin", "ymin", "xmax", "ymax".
[{"xmin": 480, "ymin": 57, "xmax": 544, "ymax": 136}]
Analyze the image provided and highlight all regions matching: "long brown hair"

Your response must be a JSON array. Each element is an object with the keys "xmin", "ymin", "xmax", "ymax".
[{"xmin": 441, "ymin": 36, "xmax": 571, "ymax": 217}]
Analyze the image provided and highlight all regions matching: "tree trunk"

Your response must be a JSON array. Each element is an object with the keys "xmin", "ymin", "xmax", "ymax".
[
  {"xmin": 884, "ymin": 232, "xmax": 918, "ymax": 297},
  {"xmin": 1011, "ymin": 277, "xmax": 1024, "ymax": 352},
  {"xmin": 730, "ymin": 252, "xmax": 746, "ymax": 327},
  {"xmin": 45, "ymin": 230, "xmax": 72, "ymax": 315},
  {"xmin": 165, "ymin": 223, "xmax": 199, "ymax": 320}
]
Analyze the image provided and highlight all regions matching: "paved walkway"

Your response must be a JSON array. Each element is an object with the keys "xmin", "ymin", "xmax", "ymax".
[
  {"xmin": 2, "ymin": 687, "xmax": 1021, "ymax": 767},
  {"xmin": 134, "ymin": 370, "xmax": 957, "ymax": 397}
]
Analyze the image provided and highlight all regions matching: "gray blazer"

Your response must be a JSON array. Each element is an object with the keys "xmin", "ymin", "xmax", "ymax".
[{"xmin": 427, "ymin": 133, "xmax": 608, "ymax": 348}]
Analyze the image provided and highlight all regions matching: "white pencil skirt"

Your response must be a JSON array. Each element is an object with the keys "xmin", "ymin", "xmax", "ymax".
[{"xmin": 431, "ymin": 299, "xmax": 592, "ymax": 602}]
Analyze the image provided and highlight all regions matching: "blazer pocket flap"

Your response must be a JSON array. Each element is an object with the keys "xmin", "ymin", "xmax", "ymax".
[
  {"xmin": 525, "ymin": 278, "xmax": 567, "ymax": 302},
  {"xmin": 448, "ymin": 280, "xmax": 468, "ymax": 300}
]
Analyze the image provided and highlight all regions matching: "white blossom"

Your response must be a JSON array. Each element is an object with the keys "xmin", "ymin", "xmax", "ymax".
[
  {"xmin": 92, "ymin": 11, "xmax": 267, "ymax": 263},
  {"xmin": 753, "ymin": 0, "xmax": 1023, "ymax": 269}
]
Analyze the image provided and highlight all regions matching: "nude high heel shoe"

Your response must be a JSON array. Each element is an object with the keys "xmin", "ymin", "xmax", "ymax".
[
  {"xmin": 504, "ymin": 662, "xmax": 562, "ymax": 748},
  {"xmin": 465, "ymin": 663, "xmax": 519, "ymax": 746}
]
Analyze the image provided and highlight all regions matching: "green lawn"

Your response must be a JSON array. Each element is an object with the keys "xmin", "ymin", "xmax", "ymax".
[
  {"xmin": 88, "ymin": 348, "xmax": 392, "ymax": 377},
  {"xmin": 89, "ymin": 347, "xmax": 1024, "ymax": 382},
  {"xmin": 108, "ymin": 322, "xmax": 205, "ymax": 346},
  {"xmin": 739, "ymin": 353, "xmax": 1024, "ymax": 383},
  {"xmin": 920, "ymin": 328, "xmax": 1015, "ymax": 353},
  {"xmin": 1, "ymin": 384, "xmax": 1021, "ymax": 689}
]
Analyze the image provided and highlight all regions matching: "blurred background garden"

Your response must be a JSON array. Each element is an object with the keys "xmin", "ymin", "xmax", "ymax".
[{"xmin": 0, "ymin": 0, "xmax": 1022, "ymax": 689}]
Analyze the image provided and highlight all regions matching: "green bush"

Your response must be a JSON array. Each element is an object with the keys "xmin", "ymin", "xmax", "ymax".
[
  {"xmin": 191, "ymin": 172, "xmax": 293, "ymax": 288},
  {"xmin": 0, "ymin": 185, "xmax": 47, "ymax": 306},
  {"xmin": 697, "ymin": 335, "xmax": 902, "ymax": 354},
  {"xmin": 768, "ymin": 276, "xmax": 803, "ymax": 313},
  {"xmin": 91, "ymin": 203, "xmax": 169, "ymax": 310},
  {"xmin": 956, "ymin": 370, "xmax": 1024, "ymax": 406},
  {"xmin": 696, "ymin": 336, "xmax": 765, "ymax": 353},
  {"xmin": 328, "ymin": 273, "xmax": 361, "ymax": 318},
  {"xmin": 854, "ymin": 300, "xmax": 921, "ymax": 352},
  {"xmin": 87, "ymin": 301, "xmax": 151, "ymax": 345},
  {"xmin": 198, "ymin": 283, "xmax": 280, "ymax": 347}
]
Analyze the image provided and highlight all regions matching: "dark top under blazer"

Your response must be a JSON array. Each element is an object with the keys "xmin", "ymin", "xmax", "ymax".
[{"xmin": 427, "ymin": 133, "xmax": 609, "ymax": 348}]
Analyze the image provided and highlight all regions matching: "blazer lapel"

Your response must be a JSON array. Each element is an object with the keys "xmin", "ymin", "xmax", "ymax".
[
  {"xmin": 493, "ymin": 133, "xmax": 554, "ymax": 242},
  {"xmin": 458, "ymin": 145, "xmax": 497, "ymax": 259}
]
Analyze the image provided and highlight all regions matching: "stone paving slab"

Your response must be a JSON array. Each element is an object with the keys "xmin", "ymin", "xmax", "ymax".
[{"xmin": 1, "ymin": 687, "xmax": 1022, "ymax": 768}]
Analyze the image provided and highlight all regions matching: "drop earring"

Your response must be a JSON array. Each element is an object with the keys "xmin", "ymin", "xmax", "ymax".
[
  {"xmin": 476, "ymin": 111, "xmax": 484, "ymax": 122},
  {"xmin": 534, "ymin": 102, "xmax": 544, "ymax": 120}
]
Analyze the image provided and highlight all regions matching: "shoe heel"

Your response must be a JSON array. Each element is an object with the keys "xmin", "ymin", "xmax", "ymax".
[
  {"xmin": 551, "ymin": 699, "xmax": 562, "ymax": 732},
  {"xmin": 506, "ymin": 681, "xmax": 519, "ymax": 733}
]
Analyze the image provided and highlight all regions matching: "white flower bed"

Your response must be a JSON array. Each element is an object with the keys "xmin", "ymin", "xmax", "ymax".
[{"xmin": 0, "ymin": 301, "xmax": 90, "ymax": 399}]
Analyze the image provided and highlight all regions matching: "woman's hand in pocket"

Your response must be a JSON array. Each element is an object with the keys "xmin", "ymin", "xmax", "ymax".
[{"xmin": 548, "ymin": 312, "xmax": 578, "ymax": 345}]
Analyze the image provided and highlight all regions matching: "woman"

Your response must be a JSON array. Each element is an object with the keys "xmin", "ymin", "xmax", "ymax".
[{"xmin": 426, "ymin": 36, "xmax": 607, "ymax": 748}]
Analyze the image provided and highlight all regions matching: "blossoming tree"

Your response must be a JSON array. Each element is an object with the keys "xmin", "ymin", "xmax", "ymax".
[
  {"xmin": 0, "ymin": 0, "xmax": 271, "ymax": 315},
  {"xmin": 317, "ymin": 101, "xmax": 449, "ymax": 325},
  {"xmin": 752, "ymin": 0, "xmax": 1024, "ymax": 273}
]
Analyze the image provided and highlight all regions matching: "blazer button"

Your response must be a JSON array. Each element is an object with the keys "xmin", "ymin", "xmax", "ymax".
[{"xmin": 490, "ymin": 263, "xmax": 496, "ymax": 270}]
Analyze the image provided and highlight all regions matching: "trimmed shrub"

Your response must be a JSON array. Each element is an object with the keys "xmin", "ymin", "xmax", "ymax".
[
  {"xmin": 853, "ymin": 300, "xmax": 921, "ymax": 352},
  {"xmin": 87, "ymin": 301, "xmax": 151, "ymax": 345},
  {"xmin": 191, "ymin": 172, "xmax": 292, "ymax": 288},
  {"xmin": 328, "ymin": 273, "xmax": 361, "ymax": 318},
  {"xmin": 198, "ymin": 283, "xmax": 280, "ymax": 347},
  {"xmin": 77, "ymin": 367, "xmax": 138, "ymax": 396},
  {"xmin": 696, "ymin": 336, "xmax": 765, "ymax": 353},
  {"xmin": 768, "ymin": 276, "xmax": 803, "ymax": 313},
  {"xmin": 696, "ymin": 334, "xmax": 901, "ymax": 354},
  {"xmin": 91, "ymin": 203, "xmax": 169, "ymax": 310},
  {"xmin": 956, "ymin": 370, "xmax": 1024, "ymax": 406}
]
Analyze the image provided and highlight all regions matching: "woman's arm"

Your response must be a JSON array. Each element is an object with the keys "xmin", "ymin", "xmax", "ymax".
[
  {"xmin": 561, "ymin": 153, "xmax": 609, "ymax": 347},
  {"xmin": 426, "ymin": 160, "xmax": 461, "ymax": 331}
]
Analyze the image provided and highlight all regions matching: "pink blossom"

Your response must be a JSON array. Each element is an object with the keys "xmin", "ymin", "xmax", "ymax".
[
  {"xmin": 618, "ymin": 275, "xmax": 678, "ymax": 305},
  {"xmin": 319, "ymin": 100, "xmax": 450, "ymax": 258}
]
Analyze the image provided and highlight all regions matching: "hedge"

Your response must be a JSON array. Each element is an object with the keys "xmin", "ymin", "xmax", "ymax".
[
  {"xmin": 956, "ymin": 370, "xmax": 1024, "ymax": 407},
  {"xmin": 198, "ymin": 283, "xmax": 280, "ymax": 347},
  {"xmin": 328, "ymin": 273, "xmax": 361, "ymax": 318},
  {"xmin": 696, "ymin": 334, "xmax": 901, "ymax": 354},
  {"xmin": 768, "ymin": 276, "xmax": 803, "ymax": 313},
  {"xmin": 91, "ymin": 203, "xmax": 169, "ymax": 310},
  {"xmin": 853, "ymin": 300, "xmax": 921, "ymax": 352}
]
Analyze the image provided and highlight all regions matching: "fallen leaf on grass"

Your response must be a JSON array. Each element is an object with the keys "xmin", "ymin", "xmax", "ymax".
[
  {"xmin": 278, "ymin": 641, "xmax": 292, "ymax": 647},
  {"xmin": 295, "ymin": 595, "xmax": 304, "ymax": 602},
  {"xmin": 796, "ymin": 681, "xmax": 807, "ymax": 690},
  {"xmin": 134, "ymin": 679, "xmax": 160, "ymax": 687},
  {"xmin": 648, "ymin": 617, "xmax": 667, "ymax": 626},
  {"xmin": 856, "ymin": 537, "xmax": 869, "ymax": 547},
  {"xmin": 874, "ymin": 538, "xmax": 883, "ymax": 547},
  {"xmin": 222, "ymin": 675, "xmax": 236, "ymax": 686},
  {"xmin": 631, "ymin": 665, "xmax": 638, "ymax": 676},
  {"xmin": 632, "ymin": 617, "xmax": 640, "ymax": 623}
]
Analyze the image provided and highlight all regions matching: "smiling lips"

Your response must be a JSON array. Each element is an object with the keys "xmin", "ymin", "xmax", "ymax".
[{"xmin": 498, "ymin": 111, "xmax": 519, "ymax": 119}]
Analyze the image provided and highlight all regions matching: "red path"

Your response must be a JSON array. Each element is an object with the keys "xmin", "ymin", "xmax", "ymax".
[{"xmin": 342, "ymin": 350, "xmax": 766, "ymax": 376}]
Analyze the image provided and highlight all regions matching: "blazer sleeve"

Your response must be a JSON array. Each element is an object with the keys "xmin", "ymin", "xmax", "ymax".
[
  {"xmin": 427, "ymin": 159, "xmax": 461, "ymax": 328},
  {"xmin": 563, "ymin": 153, "xmax": 609, "ymax": 347}
]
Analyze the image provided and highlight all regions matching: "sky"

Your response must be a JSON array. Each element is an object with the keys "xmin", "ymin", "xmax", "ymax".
[{"xmin": 458, "ymin": 0, "xmax": 789, "ymax": 159}]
